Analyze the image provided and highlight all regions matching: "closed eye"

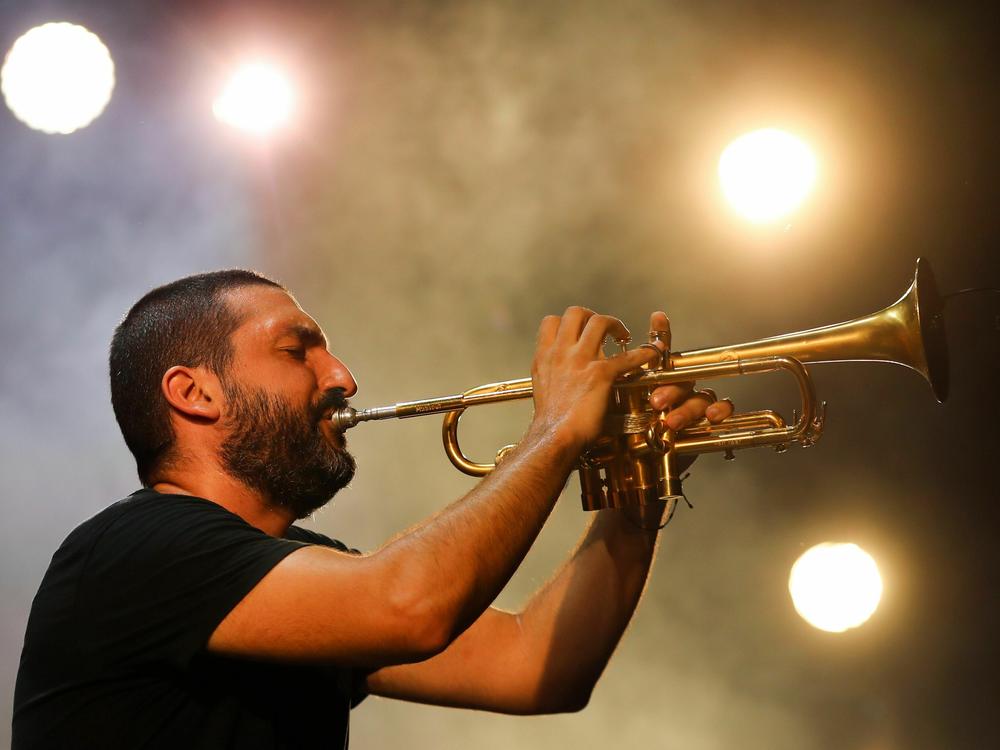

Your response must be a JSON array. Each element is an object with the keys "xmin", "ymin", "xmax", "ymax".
[{"xmin": 282, "ymin": 347, "xmax": 307, "ymax": 360}]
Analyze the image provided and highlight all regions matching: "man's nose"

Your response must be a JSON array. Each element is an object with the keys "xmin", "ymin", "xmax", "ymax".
[{"xmin": 317, "ymin": 351, "xmax": 358, "ymax": 398}]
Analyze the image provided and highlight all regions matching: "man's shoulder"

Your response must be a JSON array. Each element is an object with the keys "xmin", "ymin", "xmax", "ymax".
[
  {"xmin": 35, "ymin": 490, "xmax": 310, "ymax": 642},
  {"xmin": 63, "ymin": 488, "xmax": 359, "ymax": 554},
  {"xmin": 51, "ymin": 489, "xmax": 156, "ymax": 560},
  {"xmin": 61, "ymin": 488, "xmax": 257, "ymax": 552},
  {"xmin": 75, "ymin": 487, "xmax": 241, "ymax": 525},
  {"xmin": 57, "ymin": 490, "xmax": 357, "ymax": 568}
]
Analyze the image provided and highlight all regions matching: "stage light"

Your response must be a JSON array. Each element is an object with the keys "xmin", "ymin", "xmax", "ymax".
[
  {"xmin": 213, "ymin": 62, "xmax": 294, "ymax": 134},
  {"xmin": 718, "ymin": 128, "xmax": 817, "ymax": 223},
  {"xmin": 788, "ymin": 542, "xmax": 882, "ymax": 633},
  {"xmin": 1, "ymin": 22, "xmax": 115, "ymax": 135}
]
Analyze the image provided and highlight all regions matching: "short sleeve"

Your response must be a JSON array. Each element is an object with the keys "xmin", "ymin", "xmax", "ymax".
[
  {"xmin": 285, "ymin": 523, "xmax": 371, "ymax": 705},
  {"xmin": 75, "ymin": 494, "xmax": 309, "ymax": 671}
]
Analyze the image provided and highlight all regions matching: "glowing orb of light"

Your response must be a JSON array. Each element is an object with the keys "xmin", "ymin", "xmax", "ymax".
[
  {"xmin": 1, "ymin": 22, "xmax": 115, "ymax": 135},
  {"xmin": 788, "ymin": 542, "xmax": 883, "ymax": 633},
  {"xmin": 718, "ymin": 128, "xmax": 818, "ymax": 223},
  {"xmin": 213, "ymin": 62, "xmax": 294, "ymax": 134}
]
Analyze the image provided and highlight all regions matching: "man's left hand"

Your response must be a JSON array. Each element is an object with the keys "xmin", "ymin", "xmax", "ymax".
[{"xmin": 645, "ymin": 310, "xmax": 734, "ymax": 469}]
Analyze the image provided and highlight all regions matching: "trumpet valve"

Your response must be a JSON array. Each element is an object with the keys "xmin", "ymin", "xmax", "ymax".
[
  {"xmin": 646, "ymin": 325, "xmax": 672, "ymax": 372},
  {"xmin": 657, "ymin": 449, "xmax": 686, "ymax": 502}
]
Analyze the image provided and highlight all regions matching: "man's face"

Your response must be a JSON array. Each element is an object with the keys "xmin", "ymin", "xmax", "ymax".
[{"xmin": 217, "ymin": 286, "xmax": 359, "ymax": 518}]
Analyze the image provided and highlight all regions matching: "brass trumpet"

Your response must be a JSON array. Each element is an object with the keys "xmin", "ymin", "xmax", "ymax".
[{"xmin": 332, "ymin": 259, "xmax": 948, "ymax": 511}]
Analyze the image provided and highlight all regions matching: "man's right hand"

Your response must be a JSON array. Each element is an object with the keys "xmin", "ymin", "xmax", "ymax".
[{"xmin": 529, "ymin": 307, "xmax": 662, "ymax": 452}]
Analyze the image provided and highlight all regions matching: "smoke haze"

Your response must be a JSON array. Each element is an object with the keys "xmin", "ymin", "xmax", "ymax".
[{"xmin": 2, "ymin": 2, "xmax": 997, "ymax": 748}]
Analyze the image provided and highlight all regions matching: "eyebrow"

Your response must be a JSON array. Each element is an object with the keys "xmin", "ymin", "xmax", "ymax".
[{"xmin": 280, "ymin": 323, "xmax": 329, "ymax": 350}]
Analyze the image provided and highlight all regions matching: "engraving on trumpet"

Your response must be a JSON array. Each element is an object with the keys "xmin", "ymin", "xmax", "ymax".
[{"xmin": 414, "ymin": 403, "xmax": 445, "ymax": 413}]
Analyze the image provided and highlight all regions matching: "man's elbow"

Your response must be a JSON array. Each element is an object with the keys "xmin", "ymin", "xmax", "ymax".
[
  {"xmin": 542, "ymin": 694, "xmax": 591, "ymax": 715},
  {"xmin": 383, "ymin": 579, "xmax": 458, "ymax": 661},
  {"xmin": 560, "ymin": 687, "xmax": 593, "ymax": 713},
  {"xmin": 520, "ymin": 684, "xmax": 593, "ymax": 715},
  {"xmin": 551, "ymin": 687, "xmax": 592, "ymax": 714}
]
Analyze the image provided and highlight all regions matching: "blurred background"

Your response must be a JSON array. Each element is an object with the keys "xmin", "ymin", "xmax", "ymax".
[{"xmin": 1, "ymin": 1, "xmax": 998, "ymax": 748}]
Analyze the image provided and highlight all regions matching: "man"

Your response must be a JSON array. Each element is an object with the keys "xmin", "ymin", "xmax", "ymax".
[{"xmin": 13, "ymin": 270, "xmax": 732, "ymax": 748}]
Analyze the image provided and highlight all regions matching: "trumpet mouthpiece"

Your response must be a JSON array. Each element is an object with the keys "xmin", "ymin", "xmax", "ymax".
[{"xmin": 330, "ymin": 407, "xmax": 359, "ymax": 431}]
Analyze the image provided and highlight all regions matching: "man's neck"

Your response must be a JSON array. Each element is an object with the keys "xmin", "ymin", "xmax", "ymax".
[{"xmin": 152, "ymin": 472, "xmax": 296, "ymax": 537}]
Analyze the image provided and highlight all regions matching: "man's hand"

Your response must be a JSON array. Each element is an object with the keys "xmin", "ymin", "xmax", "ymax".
[
  {"xmin": 645, "ymin": 310, "xmax": 734, "ymax": 470},
  {"xmin": 530, "ymin": 307, "xmax": 662, "ymax": 451},
  {"xmin": 531, "ymin": 308, "xmax": 733, "ymax": 460}
]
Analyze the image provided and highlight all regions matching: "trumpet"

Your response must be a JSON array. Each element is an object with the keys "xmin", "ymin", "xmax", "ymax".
[{"xmin": 332, "ymin": 258, "xmax": 948, "ymax": 511}]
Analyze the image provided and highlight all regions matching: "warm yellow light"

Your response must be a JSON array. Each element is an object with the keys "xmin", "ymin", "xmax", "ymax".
[
  {"xmin": 718, "ymin": 128, "xmax": 817, "ymax": 223},
  {"xmin": 789, "ymin": 542, "xmax": 882, "ymax": 633},
  {"xmin": 213, "ymin": 62, "xmax": 294, "ymax": 134},
  {"xmin": 1, "ymin": 22, "xmax": 115, "ymax": 135}
]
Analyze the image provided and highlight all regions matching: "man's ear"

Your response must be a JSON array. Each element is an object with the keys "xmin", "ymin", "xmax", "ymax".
[{"xmin": 161, "ymin": 365, "xmax": 222, "ymax": 422}]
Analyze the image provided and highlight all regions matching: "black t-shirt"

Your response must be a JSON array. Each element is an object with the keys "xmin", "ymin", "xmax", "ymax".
[{"xmin": 13, "ymin": 489, "xmax": 366, "ymax": 749}]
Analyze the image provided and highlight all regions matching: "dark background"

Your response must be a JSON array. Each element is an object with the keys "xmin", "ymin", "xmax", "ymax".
[{"xmin": 1, "ymin": 1, "xmax": 997, "ymax": 748}]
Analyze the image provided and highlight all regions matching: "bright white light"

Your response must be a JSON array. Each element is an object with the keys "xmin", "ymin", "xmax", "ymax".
[
  {"xmin": 213, "ymin": 62, "xmax": 294, "ymax": 134},
  {"xmin": 1, "ymin": 22, "xmax": 115, "ymax": 135},
  {"xmin": 789, "ymin": 542, "xmax": 883, "ymax": 633},
  {"xmin": 718, "ymin": 128, "xmax": 817, "ymax": 223}
]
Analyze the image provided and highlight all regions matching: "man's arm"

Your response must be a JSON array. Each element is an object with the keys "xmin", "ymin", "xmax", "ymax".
[
  {"xmin": 207, "ymin": 308, "xmax": 660, "ymax": 667},
  {"xmin": 363, "ymin": 347, "xmax": 733, "ymax": 713},
  {"xmin": 364, "ymin": 505, "xmax": 666, "ymax": 713}
]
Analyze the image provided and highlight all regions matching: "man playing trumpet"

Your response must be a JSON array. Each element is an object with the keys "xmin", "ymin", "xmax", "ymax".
[{"xmin": 13, "ymin": 270, "xmax": 732, "ymax": 749}]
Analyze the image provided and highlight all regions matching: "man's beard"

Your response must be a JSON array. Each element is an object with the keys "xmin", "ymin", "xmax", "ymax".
[{"xmin": 219, "ymin": 382, "xmax": 356, "ymax": 519}]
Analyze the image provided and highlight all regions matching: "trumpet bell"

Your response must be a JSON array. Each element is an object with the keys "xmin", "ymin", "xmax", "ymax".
[
  {"xmin": 913, "ymin": 257, "xmax": 949, "ymax": 402},
  {"xmin": 670, "ymin": 257, "xmax": 949, "ymax": 403}
]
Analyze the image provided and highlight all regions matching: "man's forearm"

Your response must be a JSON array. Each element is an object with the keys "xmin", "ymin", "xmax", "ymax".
[
  {"xmin": 375, "ymin": 420, "xmax": 581, "ymax": 648},
  {"xmin": 514, "ymin": 504, "xmax": 665, "ymax": 710}
]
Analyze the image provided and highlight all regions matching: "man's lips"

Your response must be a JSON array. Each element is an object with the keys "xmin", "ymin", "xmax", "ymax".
[
  {"xmin": 318, "ymin": 407, "xmax": 348, "ymax": 429},
  {"xmin": 314, "ymin": 389, "xmax": 350, "ymax": 425},
  {"xmin": 316, "ymin": 417, "xmax": 346, "ymax": 448}
]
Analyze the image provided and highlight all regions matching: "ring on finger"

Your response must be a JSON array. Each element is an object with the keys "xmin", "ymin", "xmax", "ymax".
[
  {"xmin": 637, "ymin": 342, "xmax": 666, "ymax": 368},
  {"xmin": 694, "ymin": 388, "xmax": 718, "ymax": 404}
]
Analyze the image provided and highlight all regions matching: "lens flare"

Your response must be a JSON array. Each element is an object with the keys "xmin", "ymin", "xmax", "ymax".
[
  {"xmin": 718, "ymin": 128, "xmax": 817, "ymax": 223},
  {"xmin": 788, "ymin": 542, "xmax": 883, "ymax": 633},
  {"xmin": 213, "ymin": 62, "xmax": 294, "ymax": 134},
  {"xmin": 1, "ymin": 22, "xmax": 115, "ymax": 135}
]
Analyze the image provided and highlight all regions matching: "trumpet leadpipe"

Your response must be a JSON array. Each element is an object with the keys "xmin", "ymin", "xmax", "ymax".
[{"xmin": 331, "ymin": 379, "xmax": 534, "ymax": 431}]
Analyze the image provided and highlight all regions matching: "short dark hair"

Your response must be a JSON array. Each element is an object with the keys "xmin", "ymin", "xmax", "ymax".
[{"xmin": 110, "ymin": 270, "xmax": 284, "ymax": 484}]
